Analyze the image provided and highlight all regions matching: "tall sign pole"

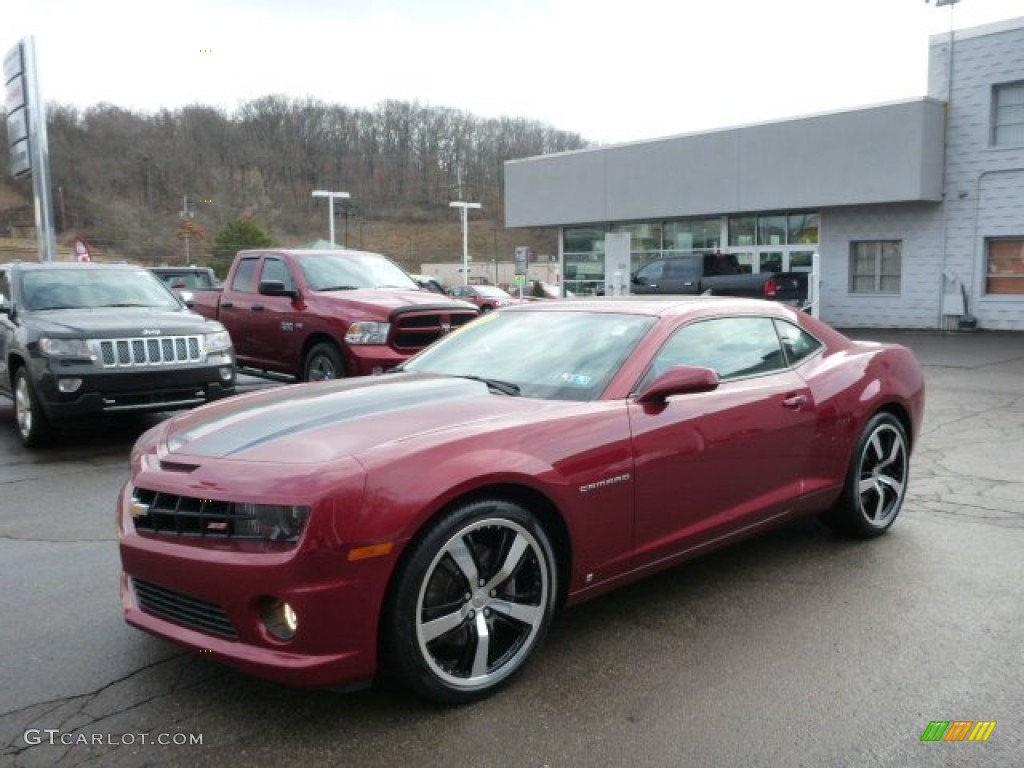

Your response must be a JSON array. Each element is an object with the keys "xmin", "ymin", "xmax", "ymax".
[{"xmin": 4, "ymin": 36, "xmax": 57, "ymax": 262}]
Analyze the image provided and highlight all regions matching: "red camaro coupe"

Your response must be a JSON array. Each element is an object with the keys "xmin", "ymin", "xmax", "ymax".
[{"xmin": 118, "ymin": 298, "xmax": 924, "ymax": 703}]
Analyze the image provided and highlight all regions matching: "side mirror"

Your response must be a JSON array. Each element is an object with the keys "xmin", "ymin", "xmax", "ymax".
[
  {"xmin": 632, "ymin": 274, "xmax": 645, "ymax": 286},
  {"xmin": 259, "ymin": 280, "xmax": 299, "ymax": 299},
  {"xmin": 635, "ymin": 364, "xmax": 720, "ymax": 404}
]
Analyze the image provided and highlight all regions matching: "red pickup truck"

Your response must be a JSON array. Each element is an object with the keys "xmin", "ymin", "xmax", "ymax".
[{"xmin": 190, "ymin": 248, "xmax": 478, "ymax": 381}]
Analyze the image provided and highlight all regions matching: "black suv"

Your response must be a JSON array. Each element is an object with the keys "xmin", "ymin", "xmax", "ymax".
[{"xmin": 0, "ymin": 262, "xmax": 236, "ymax": 447}]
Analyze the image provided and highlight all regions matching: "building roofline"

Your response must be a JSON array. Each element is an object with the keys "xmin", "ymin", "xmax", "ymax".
[{"xmin": 930, "ymin": 14, "xmax": 1024, "ymax": 45}]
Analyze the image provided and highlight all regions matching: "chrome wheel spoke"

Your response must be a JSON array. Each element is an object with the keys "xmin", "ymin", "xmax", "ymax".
[
  {"xmin": 489, "ymin": 598, "xmax": 543, "ymax": 629},
  {"xmin": 446, "ymin": 537, "xmax": 480, "ymax": 587},
  {"xmin": 470, "ymin": 611, "xmax": 491, "ymax": 677},
  {"xmin": 484, "ymin": 533, "xmax": 528, "ymax": 593},
  {"xmin": 877, "ymin": 474, "xmax": 904, "ymax": 497},
  {"xmin": 420, "ymin": 606, "xmax": 468, "ymax": 643}
]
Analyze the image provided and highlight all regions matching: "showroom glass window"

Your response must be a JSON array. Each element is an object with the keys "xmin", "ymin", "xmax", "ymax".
[
  {"xmin": 992, "ymin": 81, "xmax": 1024, "ymax": 147},
  {"xmin": 563, "ymin": 226, "xmax": 607, "ymax": 296},
  {"xmin": 850, "ymin": 241, "xmax": 901, "ymax": 294},
  {"xmin": 985, "ymin": 238, "xmax": 1024, "ymax": 295}
]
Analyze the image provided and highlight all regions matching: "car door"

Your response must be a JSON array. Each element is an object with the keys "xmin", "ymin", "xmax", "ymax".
[
  {"xmin": 248, "ymin": 256, "xmax": 303, "ymax": 373},
  {"xmin": 632, "ymin": 256, "xmax": 700, "ymax": 294},
  {"xmin": 627, "ymin": 316, "xmax": 818, "ymax": 569},
  {"xmin": 218, "ymin": 256, "xmax": 262, "ymax": 365}
]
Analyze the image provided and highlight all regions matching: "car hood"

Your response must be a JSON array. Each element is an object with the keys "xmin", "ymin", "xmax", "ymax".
[
  {"xmin": 309, "ymin": 288, "xmax": 475, "ymax": 315},
  {"xmin": 25, "ymin": 307, "xmax": 217, "ymax": 337},
  {"xmin": 157, "ymin": 373, "xmax": 565, "ymax": 464}
]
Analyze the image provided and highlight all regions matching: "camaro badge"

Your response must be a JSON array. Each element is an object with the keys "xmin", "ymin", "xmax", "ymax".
[{"xmin": 579, "ymin": 473, "xmax": 631, "ymax": 494}]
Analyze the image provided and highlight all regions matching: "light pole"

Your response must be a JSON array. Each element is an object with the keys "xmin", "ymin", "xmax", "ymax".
[
  {"xmin": 312, "ymin": 189, "xmax": 350, "ymax": 245},
  {"xmin": 449, "ymin": 201, "xmax": 481, "ymax": 285}
]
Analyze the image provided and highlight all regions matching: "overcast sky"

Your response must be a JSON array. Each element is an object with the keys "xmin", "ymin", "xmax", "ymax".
[{"xmin": 5, "ymin": 0, "xmax": 1024, "ymax": 145}]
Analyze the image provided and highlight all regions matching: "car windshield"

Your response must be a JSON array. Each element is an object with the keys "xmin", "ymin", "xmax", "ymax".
[
  {"xmin": 295, "ymin": 252, "xmax": 419, "ymax": 291},
  {"xmin": 403, "ymin": 309, "xmax": 654, "ymax": 401},
  {"xmin": 21, "ymin": 269, "xmax": 181, "ymax": 311}
]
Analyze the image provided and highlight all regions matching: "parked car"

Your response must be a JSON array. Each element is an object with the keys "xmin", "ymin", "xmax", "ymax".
[
  {"xmin": 449, "ymin": 283, "xmax": 524, "ymax": 312},
  {"xmin": 118, "ymin": 297, "xmax": 923, "ymax": 703},
  {"xmin": 632, "ymin": 252, "xmax": 807, "ymax": 304},
  {"xmin": 189, "ymin": 248, "xmax": 478, "ymax": 381},
  {"xmin": 150, "ymin": 266, "xmax": 219, "ymax": 304},
  {"xmin": 0, "ymin": 262, "xmax": 235, "ymax": 447}
]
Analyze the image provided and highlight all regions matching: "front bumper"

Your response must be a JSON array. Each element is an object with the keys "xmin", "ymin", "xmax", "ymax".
[
  {"xmin": 34, "ymin": 358, "xmax": 235, "ymax": 420},
  {"xmin": 345, "ymin": 345, "xmax": 409, "ymax": 377},
  {"xmin": 117, "ymin": 485, "xmax": 392, "ymax": 689}
]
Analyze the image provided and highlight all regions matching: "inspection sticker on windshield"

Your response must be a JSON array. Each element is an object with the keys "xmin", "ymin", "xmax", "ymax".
[{"xmin": 558, "ymin": 372, "xmax": 593, "ymax": 386}]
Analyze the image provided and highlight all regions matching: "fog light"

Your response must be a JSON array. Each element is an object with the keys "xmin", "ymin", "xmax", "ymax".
[
  {"xmin": 219, "ymin": 366, "xmax": 233, "ymax": 381},
  {"xmin": 58, "ymin": 378, "xmax": 83, "ymax": 393},
  {"xmin": 261, "ymin": 598, "xmax": 298, "ymax": 641}
]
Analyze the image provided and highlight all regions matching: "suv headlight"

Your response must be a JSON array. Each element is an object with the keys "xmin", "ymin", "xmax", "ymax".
[
  {"xmin": 234, "ymin": 503, "xmax": 311, "ymax": 542},
  {"xmin": 203, "ymin": 330, "xmax": 232, "ymax": 354},
  {"xmin": 345, "ymin": 321, "xmax": 390, "ymax": 345},
  {"xmin": 38, "ymin": 337, "xmax": 94, "ymax": 359}
]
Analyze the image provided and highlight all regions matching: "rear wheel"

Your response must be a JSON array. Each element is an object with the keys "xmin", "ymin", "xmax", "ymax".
[
  {"xmin": 384, "ymin": 499, "xmax": 557, "ymax": 704},
  {"xmin": 820, "ymin": 412, "xmax": 909, "ymax": 537},
  {"xmin": 14, "ymin": 368, "xmax": 55, "ymax": 448},
  {"xmin": 302, "ymin": 342, "xmax": 344, "ymax": 382}
]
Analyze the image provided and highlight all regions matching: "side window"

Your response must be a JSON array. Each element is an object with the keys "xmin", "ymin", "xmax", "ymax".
[
  {"xmin": 260, "ymin": 258, "xmax": 294, "ymax": 290},
  {"xmin": 642, "ymin": 317, "xmax": 786, "ymax": 387},
  {"xmin": 774, "ymin": 319, "xmax": 823, "ymax": 366},
  {"xmin": 0, "ymin": 269, "xmax": 10, "ymax": 305},
  {"xmin": 665, "ymin": 258, "xmax": 699, "ymax": 281},
  {"xmin": 231, "ymin": 257, "xmax": 260, "ymax": 293},
  {"xmin": 635, "ymin": 261, "xmax": 663, "ymax": 283}
]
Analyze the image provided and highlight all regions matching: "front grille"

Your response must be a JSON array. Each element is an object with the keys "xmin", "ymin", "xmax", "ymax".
[
  {"xmin": 131, "ymin": 488, "xmax": 265, "ymax": 540},
  {"xmin": 94, "ymin": 335, "xmax": 203, "ymax": 368},
  {"xmin": 133, "ymin": 579, "xmax": 237, "ymax": 639},
  {"xmin": 392, "ymin": 311, "xmax": 477, "ymax": 351}
]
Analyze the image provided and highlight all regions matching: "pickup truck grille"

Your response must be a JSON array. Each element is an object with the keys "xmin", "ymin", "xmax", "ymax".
[
  {"xmin": 392, "ymin": 311, "xmax": 478, "ymax": 351},
  {"xmin": 94, "ymin": 335, "xmax": 203, "ymax": 368}
]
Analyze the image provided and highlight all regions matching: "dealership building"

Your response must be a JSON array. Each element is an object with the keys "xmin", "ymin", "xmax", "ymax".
[{"xmin": 504, "ymin": 16, "xmax": 1024, "ymax": 330}]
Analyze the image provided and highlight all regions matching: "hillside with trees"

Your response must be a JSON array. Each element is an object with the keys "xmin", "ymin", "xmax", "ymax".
[{"xmin": 0, "ymin": 96, "xmax": 590, "ymax": 274}]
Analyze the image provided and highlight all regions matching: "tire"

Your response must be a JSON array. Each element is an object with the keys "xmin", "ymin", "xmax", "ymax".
[
  {"xmin": 384, "ymin": 499, "xmax": 558, "ymax": 704},
  {"xmin": 302, "ymin": 342, "xmax": 344, "ymax": 382},
  {"xmin": 820, "ymin": 412, "xmax": 909, "ymax": 538},
  {"xmin": 480, "ymin": 304, "xmax": 493, "ymax": 313},
  {"xmin": 13, "ymin": 367, "xmax": 55, "ymax": 448}
]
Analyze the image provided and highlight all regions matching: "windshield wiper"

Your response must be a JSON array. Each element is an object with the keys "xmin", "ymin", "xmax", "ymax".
[
  {"xmin": 315, "ymin": 285, "xmax": 359, "ymax": 291},
  {"xmin": 455, "ymin": 375, "xmax": 521, "ymax": 396},
  {"xmin": 102, "ymin": 303, "xmax": 152, "ymax": 307}
]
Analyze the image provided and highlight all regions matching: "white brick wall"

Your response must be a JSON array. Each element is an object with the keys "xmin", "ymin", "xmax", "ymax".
[{"xmin": 821, "ymin": 18, "xmax": 1024, "ymax": 330}]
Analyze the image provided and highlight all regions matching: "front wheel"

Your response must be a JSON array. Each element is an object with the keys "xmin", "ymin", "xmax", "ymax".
[
  {"xmin": 384, "ymin": 499, "xmax": 558, "ymax": 704},
  {"xmin": 820, "ymin": 412, "xmax": 909, "ymax": 538},
  {"xmin": 302, "ymin": 342, "xmax": 344, "ymax": 382},
  {"xmin": 14, "ymin": 368, "xmax": 55, "ymax": 448}
]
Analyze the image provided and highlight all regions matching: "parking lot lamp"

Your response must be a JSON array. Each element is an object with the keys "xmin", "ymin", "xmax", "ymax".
[
  {"xmin": 449, "ymin": 201, "xmax": 481, "ymax": 285},
  {"xmin": 312, "ymin": 190, "xmax": 350, "ymax": 246}
]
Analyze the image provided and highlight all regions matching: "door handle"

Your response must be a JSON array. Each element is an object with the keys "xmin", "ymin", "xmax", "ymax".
[
  {"xmin": 251, "ymin": 304, "xmax": 265, "ymax": 312},
  {"xmin": 220, "ymin": 301, "xmax": 234, "ymax": 309},
  {"xmin": 782, "ymin": 394, "xmax": 807, "ymax": 409}
]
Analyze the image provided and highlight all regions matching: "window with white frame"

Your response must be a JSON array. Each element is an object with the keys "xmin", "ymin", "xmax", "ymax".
[
  {"xmin": 993, "ymin": 82, "xmax": 1024, "ymax": 147},
  {"xmin": 985, "ymin": 238, "xmax": 1024, "ymax": 295},
  {"xmin": 850, "ymin": 241, "xmax": 901, "ymax": 294}
]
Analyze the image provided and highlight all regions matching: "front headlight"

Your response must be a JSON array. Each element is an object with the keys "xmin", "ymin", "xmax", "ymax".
[
  {"xmin": 234, "ymin": 503, "xmax": 311, "ymax": 542},
  {"xmin": 345, "ymin": 321, "xmax": 390, "ymax": 345},
  {"xmin": 203, "ymin": 330, "xmax": 232, "ymax": 354},
  {"xmin": 38, "ymin": 337, "xmax": 94, "ymax": 359}
]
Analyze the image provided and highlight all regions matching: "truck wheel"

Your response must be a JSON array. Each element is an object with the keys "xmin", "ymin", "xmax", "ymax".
[
  {"xmin": 303, "ymin": 342, "xmax": 344, "ymax": 382},
  {"xmin": 13, "ymin": 368, "xmax": 55, "ymax": 448}
]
